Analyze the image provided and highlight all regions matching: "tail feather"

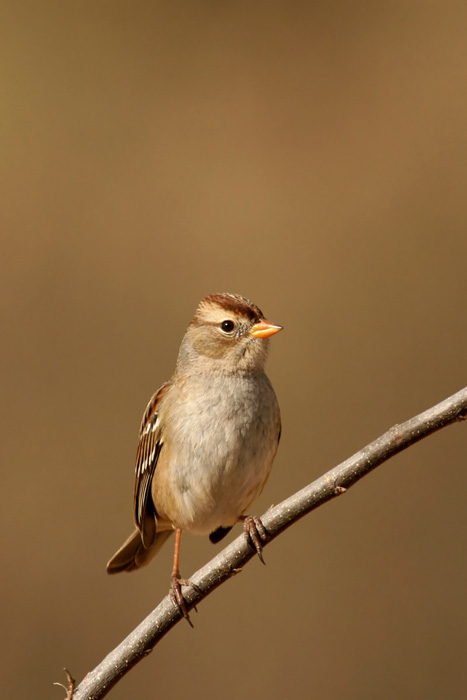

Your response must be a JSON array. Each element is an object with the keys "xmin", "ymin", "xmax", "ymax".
[{"xmin": 106, "ymin": 528, "xmax": 173, "ymax": 574}]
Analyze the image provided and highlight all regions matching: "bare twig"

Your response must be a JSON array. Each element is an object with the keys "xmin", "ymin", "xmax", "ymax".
[
  {"xmin": 71, "ymin": 386, "xmax": 467, "ymax": 700},
  {"xmin": 54, "ymin": 668, "xmax": 76, "ymax": 699}
]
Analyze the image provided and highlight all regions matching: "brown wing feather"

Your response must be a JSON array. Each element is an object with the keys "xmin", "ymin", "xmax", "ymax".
[{"xmin": 133, "ymin": 381, "xmax": 171, "ymax": 546}]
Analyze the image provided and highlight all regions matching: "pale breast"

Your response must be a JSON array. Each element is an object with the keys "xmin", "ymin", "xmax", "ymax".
[{"xmin": 152, "ymin": 372, "xmax": 280, "ymax": 534}]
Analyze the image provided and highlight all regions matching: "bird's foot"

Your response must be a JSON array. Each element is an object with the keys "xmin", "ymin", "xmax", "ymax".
[
  {"xmin": 242, "ymin": 515, "xmax": 269, "ymax": 564},
  {"xmin": 170, "ymin": 574, "xmax": 201, "ymax": 628}
]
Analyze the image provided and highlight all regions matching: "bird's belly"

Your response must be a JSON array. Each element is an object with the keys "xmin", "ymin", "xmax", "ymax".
[
  {"xmin": 168, "ymin": 443, "xmax": 273, "ymax": 534},
  {"xmin": 154, "ymin": 380, "xmax": 279, "ymax": 534}
]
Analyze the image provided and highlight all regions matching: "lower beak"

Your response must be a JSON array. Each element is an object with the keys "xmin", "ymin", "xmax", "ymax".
[{"xmin": 250, "ymin": 320, "xmax": 283, "ymax": 339}]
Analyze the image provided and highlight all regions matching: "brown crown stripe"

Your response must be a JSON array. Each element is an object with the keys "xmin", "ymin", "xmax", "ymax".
[{"xmin": 198, "ymin": 293, "xmax": 264, "ymax": 322}]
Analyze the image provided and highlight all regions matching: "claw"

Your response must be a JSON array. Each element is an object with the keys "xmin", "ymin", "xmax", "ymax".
[
  {"xmin": 170, "ymin": 575, "xmax": 200, "ymax": 627},
  {"xmin": 242, "ymin": 515, "xmax": 268, "ymax": 564}
]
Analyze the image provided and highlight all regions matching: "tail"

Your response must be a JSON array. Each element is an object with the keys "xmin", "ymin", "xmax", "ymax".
[{"xmin": 106, "ymin": 528, "xmax": 173, "ymax": 574}]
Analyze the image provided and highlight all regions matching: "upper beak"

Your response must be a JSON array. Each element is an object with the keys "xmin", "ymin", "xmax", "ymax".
[{"xmin": 249, "ymin": 319, "xmax": 283, "ymax": 339}]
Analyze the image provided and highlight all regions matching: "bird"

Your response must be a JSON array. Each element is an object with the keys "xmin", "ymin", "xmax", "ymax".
[{"xmin": 106, "ymin": 292, "xmax": 282, "ymax": 623}]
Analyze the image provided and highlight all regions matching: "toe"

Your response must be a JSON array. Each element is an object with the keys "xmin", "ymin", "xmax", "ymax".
[{"xmin": 243, "ymin": 515, "xmax": 268, "ymax": 564}]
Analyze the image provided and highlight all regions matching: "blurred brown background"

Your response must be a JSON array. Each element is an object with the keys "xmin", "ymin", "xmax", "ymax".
[{"xmin": 2, "ymin": 1, "xmax": 467, "ymax": 699}]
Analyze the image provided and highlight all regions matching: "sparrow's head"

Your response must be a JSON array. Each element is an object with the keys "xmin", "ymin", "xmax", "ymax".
[{"xmin": 177, "ymin": 293, "xmax": 282, "ymax": 374}]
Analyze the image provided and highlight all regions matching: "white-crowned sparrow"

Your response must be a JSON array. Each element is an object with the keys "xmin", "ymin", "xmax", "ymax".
[{"xmin": 107, "ymin": 293, "xmax": 282, "ymax": 623}]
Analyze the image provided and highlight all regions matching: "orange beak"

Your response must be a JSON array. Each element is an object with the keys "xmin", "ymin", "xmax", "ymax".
[{"xmin": 250, "ymin": 320, "xmax": 283, "ymax": 339}]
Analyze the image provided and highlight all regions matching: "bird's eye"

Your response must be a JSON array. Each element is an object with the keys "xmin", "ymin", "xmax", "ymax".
[{"xmin": 220, "ymin": 320, "xmax": 235, "ymax": 333}]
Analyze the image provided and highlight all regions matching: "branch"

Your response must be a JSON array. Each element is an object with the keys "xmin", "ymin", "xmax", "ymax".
[{"xmin": 70, "ymin": 386, "xmax": 467, "ymax": 700}]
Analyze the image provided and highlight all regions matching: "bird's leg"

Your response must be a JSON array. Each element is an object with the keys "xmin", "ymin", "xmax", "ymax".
[
  {"xmin": 169, "ymin": 528, "xmax": 200, "ymax": 627},
  {"xmin": 240, "ymin": 515, "xmax": 269, "ymax": 564}
]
